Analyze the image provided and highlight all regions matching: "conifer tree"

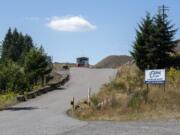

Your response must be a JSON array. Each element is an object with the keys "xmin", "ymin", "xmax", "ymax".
[
  {"xmin": 1, "ymin": 28, "xmax": 34, "ymax": 64},
  {"xmin": 24, "ymin": 47, "xmax": 52, "ymax": 87},
  {"xmin": 153, "ymin": 8, "xmax": 177, "ymax": 68},
  {"xmin": 1, "ymin": 28, "xmax": 12, "ymax": 62},
  {"xmin": 131, "ymin": 6, "xmax": 177, "ymax": 70},
  {"xmin": 131, "ymin": 13, "xmax": 155, "ymax": 70}
]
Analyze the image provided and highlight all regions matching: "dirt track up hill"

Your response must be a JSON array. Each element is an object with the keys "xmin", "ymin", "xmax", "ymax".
[{"xmin": 94, "ymin": 55, "xmax": 132, "ymax": 68}]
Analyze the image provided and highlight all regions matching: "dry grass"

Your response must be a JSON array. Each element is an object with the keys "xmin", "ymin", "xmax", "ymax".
[
  {"xmin": 72, "ymin": 64, "xmax": 180, "ymax": 121},
  {"xmin": 0, "ymin": 92, "xmax": 17, "ymax": 110}
]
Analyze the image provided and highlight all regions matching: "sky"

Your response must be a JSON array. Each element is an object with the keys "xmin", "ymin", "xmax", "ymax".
[{"xmin": 0, "ymin": 0, "xmax": 180, "ymax": 64}]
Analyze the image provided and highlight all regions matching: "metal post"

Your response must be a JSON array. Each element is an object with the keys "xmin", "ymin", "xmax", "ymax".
[
  {"xmin": 71, "ymin": 97, "xmax": 75, "ymax": 111},
  {"xmin": 147, "ymin": 84, "xmax": 149, "ymax": 92},
  {"xmin": 73, "ymin": 97, "xmax": 75, "ymax": 110},
  {"xmin": 88, "ymin": 87, "xmax": 91, "ymax": 105}
]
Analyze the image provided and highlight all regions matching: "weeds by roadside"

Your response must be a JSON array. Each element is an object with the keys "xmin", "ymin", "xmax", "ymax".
[{"xmin": 71, "ymin": 64, "xmax": 180, "ymax": 121}]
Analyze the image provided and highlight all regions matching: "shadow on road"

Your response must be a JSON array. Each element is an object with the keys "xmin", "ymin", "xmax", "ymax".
[
  {"xmin": 4, "ymin": 107, "xmax": 38, "ymax": 111},
  {"xmin": 55, "ymin": 87, "xmax": 66, "ymax": 90}
]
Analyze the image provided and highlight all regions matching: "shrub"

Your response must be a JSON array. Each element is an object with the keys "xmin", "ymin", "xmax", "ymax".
[
  {"xmin": 0, "ymin": 61, "xmax": 28, "ymax": 93},
  {"xmin": 128, "ymin": 89, "xmax": 149, "ymax": 109},
  {"xmin": 115, "ymin": 79, "xmax": 126, "ymax": 90},
  {"xmin": 90, "ymin": 94, "xmax": 99, "ymax": 107},
  {"xmin": 168, "ymin": 67, "xmax": 177, "ymax": 83}
]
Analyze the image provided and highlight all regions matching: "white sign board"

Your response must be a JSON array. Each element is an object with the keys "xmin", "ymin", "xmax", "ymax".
[{"xmin": 145, "ymin": 69, "xmax": 165, "ymax": 84}]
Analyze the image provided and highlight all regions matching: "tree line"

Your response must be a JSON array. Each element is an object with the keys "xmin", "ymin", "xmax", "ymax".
[
  {"xmin": 0, "ymin": 28, "xmax": 52, "ymax": 93},
  {"xmin": 131, "ymin": 5, "xmax": 180, "ymax": 71}
]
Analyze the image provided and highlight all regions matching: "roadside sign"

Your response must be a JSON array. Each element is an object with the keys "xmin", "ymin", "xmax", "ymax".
[{"xmin": 145, "ymin": 69, "xmax": 165, "ymax": 84}]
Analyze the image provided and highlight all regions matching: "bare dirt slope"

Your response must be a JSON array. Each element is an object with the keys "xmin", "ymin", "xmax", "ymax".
[{"xmin": 94, "ymin": 55, "xmax": 132, "ymax": 68}]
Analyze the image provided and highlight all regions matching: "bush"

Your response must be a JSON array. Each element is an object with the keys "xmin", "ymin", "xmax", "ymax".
[
  {"xmin": 128, "ymin": 89, "xmax": 149, "ymax": 109},
  {"xmin": 168, "ymin": 68, "xmax": 177, "ymax": 82},
  {"xmin": 0, "ymin": 61, "xmax": 28, "ymax": 93},
  {"xmin": 90, "ymin": 94, "xmax": 99, "ymax": 107},
  {"xmin": 114, "ymin": 78, "xmax": 126, "ymax": 89}
]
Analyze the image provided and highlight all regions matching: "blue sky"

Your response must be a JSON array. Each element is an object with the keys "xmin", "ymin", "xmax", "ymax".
[{"xmin": 0, "ymin": 0, "xmax": 180, "ymax": 64}]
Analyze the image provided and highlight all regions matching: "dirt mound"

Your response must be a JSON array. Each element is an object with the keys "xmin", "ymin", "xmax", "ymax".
[{"xmin": 94, "ymin": 55, "xmax": 132, "ymax": 68}]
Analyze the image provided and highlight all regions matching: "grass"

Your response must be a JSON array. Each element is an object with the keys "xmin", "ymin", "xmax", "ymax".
[
  {"xmin": 71, "ymin": 64, "xmax": 180, "ymax": 121},
  {"xmin": 0, "ymin": 92, "xmax": 17, "ymax": 110}
]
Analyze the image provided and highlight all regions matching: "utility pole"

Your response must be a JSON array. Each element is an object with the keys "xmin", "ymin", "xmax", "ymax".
[
  {"xmin": 0, "ymin": 41, "xmax": 2, "ymax": 58},
  {"xmin": 158, "ymin": 5, "xmax": 169, "ymax": 21}
]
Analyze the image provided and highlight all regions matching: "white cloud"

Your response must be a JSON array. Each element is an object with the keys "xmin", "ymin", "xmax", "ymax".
[{"xmin": 46, "ymin": 16, "xmax": 96, "ymax": 32}]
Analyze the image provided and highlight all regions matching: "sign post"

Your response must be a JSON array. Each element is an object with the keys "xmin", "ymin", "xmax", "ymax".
[{"xmin": 145, "ymin": 69, "xmax": 166, "ymax": 92}]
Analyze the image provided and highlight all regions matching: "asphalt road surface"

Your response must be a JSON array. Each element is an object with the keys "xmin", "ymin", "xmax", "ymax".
[{"xmin": 0, "ymin": 68, "xmax": 180, "ymax": 135}]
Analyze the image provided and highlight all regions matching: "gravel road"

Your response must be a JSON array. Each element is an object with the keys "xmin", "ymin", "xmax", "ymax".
[{"xmin": 0, "ymin": 68, "xmax": 179, "ymax": 135}]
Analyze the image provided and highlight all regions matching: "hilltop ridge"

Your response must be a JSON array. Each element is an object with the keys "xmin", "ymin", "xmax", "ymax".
[{"xmin": 94, "ymin": 55, "xmax": 132, "ymax": 68}]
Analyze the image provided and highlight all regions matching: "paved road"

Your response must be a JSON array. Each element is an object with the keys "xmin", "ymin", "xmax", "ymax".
[
  {"xmin": 0, "ymin": 68, "xmax": 117, "ymax": 135},
  {"xmin": 61, "ymin": 120, "xmax": 180, "ymax": 135},
  {"xmin": 0, "ymin": 68, "xmax": 180, "ymax": 135}
]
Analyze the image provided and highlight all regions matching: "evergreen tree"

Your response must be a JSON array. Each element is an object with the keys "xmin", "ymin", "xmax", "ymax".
[
  {"xmin": 11, "ymin": 28, "xmax": 22, "ymax": 62},
  {"xmin": 131, "ymin": 6, "xmax": 177, "ymax": 70},
  {"xmin": 153, "ymin": 10, "xmax": 177, "ymax": 68},
  {"xmin": 1, "ymin": 28, "xmax": 13, "ymax": 62},
  {"xmin": 23, "ymin": 34, "xmax": 34, "ymax": 52},
  {"xmin": 1, "ymin": 28, "xmax": 34, "ymax": 64},
  {"xmin": 24, "ymin": 47, "xmax": 52, "ymax": 87},
  {"xmin": 18, "ymin": 34, "xmax": 34, "ymax": 64},
  {"xmin": 130, "ymin": 13, "xmax": 155, "ymax": 70}
]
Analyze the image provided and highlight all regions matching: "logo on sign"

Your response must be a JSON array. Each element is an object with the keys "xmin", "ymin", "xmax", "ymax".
[{"xmin": 149, "ymin": 71, "xmax": 161, "ymax": 79}]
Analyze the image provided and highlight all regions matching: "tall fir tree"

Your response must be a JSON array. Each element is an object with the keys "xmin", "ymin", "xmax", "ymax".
[
  {"xmin": 1, "ymin": 28, "xmax": 13, "ymax": 62},
  {"xmin": 153, "ymin": 8, "xmax": 177, "ymax": 68},
  {"xmin": 131, "ymin": 6, "xmax": 177, "ymax": 70},
  {"xmin": 11, "ymin": 28, "xmax": 21, "ymax": 61},
  {"xmin": 1, "ymin": 28, "xmax": 34, "ymax": 64},
  {"xmin": 24, "ymin": 47, "xmax": 52, "ymax": 87},
  {"xmin": 131, "ymin": 13, "xmax": 155, "ymax": 70}
]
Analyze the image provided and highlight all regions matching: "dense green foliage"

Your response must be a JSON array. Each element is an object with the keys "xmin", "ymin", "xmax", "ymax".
[
  {"xmin": 24, "ymin": 47, "xmax": 53, "ymax": 87},
  {"xmin": 0, "ymin": 28, "xmax": 52, "ymax": 93},
  {"xmin": 131, "ymin": 9, "xmax": 177, "ymax": 70},
  {"xmin": 1, "ymin": 28, "xmax": 34, "ymax": 64}
]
